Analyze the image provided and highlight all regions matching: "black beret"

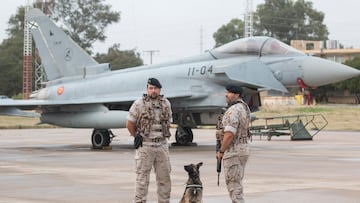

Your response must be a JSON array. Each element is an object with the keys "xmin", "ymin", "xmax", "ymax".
[
  {"xmin": 147, "ymin": 78, "xmax": 162, "ymax": 88},
  {"xmin": 226, "ymin": 85, "xmax": 243, "ymax": 95}
]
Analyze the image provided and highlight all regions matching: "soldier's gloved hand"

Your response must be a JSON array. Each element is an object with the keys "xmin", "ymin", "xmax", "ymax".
[{"xmin": 134, "ymin": 134, "xmax": 143, "ymax": 149}]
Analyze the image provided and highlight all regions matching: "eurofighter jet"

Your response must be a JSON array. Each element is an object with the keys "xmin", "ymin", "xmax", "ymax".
[{"xmin": 1, "ymin": 8, "xmax": 359, "ymax": 148}]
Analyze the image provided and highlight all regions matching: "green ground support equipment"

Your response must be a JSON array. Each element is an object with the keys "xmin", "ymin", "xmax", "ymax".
[{"xmin": 250, "ymin": 114, "xmax": 328, "ymax": 141}]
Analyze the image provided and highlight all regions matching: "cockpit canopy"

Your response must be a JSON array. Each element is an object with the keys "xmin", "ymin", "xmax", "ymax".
[{"xmin": 210, "ymin": 36, "xmax": 304, "ymax": 58}]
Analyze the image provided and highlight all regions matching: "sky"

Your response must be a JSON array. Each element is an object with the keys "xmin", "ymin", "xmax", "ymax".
[{"xmin": 0, "ymin": 0, "xmax": 360, "ymax": 65}]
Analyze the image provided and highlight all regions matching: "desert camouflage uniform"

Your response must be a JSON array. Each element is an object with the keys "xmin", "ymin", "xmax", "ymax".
[
  {"xmin": 127, "ymin": 94, "xmax": 173, "ymax": 203},
  {"xmin": 217, "ymin": 99, "xmax": 250, "ymax": 203}
]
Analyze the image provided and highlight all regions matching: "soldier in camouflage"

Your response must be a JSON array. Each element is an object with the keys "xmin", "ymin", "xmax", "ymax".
[
  {"xmin": 216, "ymin": 85, "xmax": 251, "ymax": 203},
  {"xmin": 126, "ymin": 78, "xmax": 173, "ymax": 203}
]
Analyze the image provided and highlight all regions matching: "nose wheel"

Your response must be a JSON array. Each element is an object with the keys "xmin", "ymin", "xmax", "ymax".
[
  {"xmin": 91, "ymin": 129, "xmax": 112, "ymax": 149},
  {"xmin": 175, "ymin": 126, "xmax": 194, "ymax": 145}
]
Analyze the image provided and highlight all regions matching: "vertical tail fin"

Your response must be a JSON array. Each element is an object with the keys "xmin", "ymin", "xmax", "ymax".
[{"xmin": 26, "ymin": 8, "xmax": 98, "ymax": 80}]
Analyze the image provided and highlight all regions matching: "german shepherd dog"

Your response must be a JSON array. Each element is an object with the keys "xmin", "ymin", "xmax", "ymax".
[{"xmin": 179, "ymin": 162, "xmax": 203, "ymax": 203}]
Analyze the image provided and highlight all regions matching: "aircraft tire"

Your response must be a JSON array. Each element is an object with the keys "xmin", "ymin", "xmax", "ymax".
[
  {"xmin": 175, "ymin": 127, "xmax": 194, "ymax": 145},
  {"xmin": 92, "ymin": 129, "xmax": 111, "ymax": 149}
]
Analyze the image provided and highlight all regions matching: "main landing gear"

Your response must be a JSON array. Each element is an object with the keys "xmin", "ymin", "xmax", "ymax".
[{"xmin": 91, "ymin": 129, "xmax": 115, "ymax": 149}]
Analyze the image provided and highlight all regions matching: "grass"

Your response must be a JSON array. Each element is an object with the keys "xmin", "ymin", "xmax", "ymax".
[
  {"xmin": 0, "ymin": 116, "xmax": 55, "ymax": 129},
  {"xmin": 0, "ymin": 105, "xmax": 359, "ymax": 131}
]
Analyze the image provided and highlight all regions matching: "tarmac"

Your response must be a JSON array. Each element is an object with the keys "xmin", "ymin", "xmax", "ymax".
[{"xmin": 0, "ymin": 128, "xmax": 359, "ymax": 203}]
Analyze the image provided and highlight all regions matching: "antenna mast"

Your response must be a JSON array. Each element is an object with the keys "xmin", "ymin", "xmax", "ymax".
[
  {"xmin": 244, "ymin": 0, "xmax": 254, "ymax": 37},
  {"xmin": 143, "ymin": 50, "xmax": 159, "ymax": 65},
  {"xmin": 22, "ymin": 3, "xmax": 32, "ymax": 99}
]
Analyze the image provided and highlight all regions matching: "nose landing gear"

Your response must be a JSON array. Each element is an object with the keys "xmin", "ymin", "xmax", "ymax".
[
  {"xmin": 91, "ymin": 129, "xmax": 115, "ymax": 149},
  {"xmin": 174, "ymin": 126, "xmax": 195, "ymax": 146}
]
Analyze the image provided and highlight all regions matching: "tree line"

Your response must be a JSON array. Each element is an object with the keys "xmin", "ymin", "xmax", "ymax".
[{"xmin": 0, "ymin": 0, "xmax": 359, "ymax": 102}]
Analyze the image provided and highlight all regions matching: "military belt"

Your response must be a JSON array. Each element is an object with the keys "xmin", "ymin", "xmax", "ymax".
[
  {"xmin": 142, "ymin": 142, "xmax": 163, "ymax": 147},
  {"xmin": 143, "ymin": 137, "xmax": 165, "ymax": 143}
]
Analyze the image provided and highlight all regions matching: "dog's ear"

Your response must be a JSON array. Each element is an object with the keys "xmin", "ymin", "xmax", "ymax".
[
  {"xmin": 197, "ymin": 162, "xmax": 203, "ymax": 169},
  {"xmin": 184, "ymin": 165, "xmax": 194, "ymax": 173}
]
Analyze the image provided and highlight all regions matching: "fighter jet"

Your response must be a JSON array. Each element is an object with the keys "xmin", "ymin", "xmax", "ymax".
[{"xmin": 1, "ymin": 8, "xmax": 359, "ymax": 148}]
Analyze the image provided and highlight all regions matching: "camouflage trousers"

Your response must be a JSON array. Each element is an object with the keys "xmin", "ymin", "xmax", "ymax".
[
  {"xmin": 134, "ymin": 142, "xmax": 171, "ymax": 203},
  {"xmin": 223, "ymin": 144, "xmax": 250, "ymax": 203}
]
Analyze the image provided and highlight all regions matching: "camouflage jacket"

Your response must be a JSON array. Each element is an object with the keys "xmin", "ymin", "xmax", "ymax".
[
  {"xmin": 216, "ymin": 99, "xmax": 250, "ymax": 146},
  {"xmin": 127, "ymin": 94, "xmax": 172, "ymax": 138}
]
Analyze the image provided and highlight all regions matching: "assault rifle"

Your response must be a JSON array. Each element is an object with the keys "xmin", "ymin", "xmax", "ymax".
[{"xmin": 216, "ymin": 140, "xmax": 222, "ymax": 186}]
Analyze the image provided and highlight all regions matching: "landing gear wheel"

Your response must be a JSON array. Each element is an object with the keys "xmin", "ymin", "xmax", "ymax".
[
  {"xmin": 175, "ymin": 127, "xmax": 193, "ymax": 145},
  {"xmin": 91, "ymin": 129, "xmax": 111, "ymax": 149}
]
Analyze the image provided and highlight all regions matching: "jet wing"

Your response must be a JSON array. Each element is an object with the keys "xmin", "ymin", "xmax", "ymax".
[
  {"xmin": 213, "ymin": 60, "xmax": 289, "ymax": 93},
  {"xmin": 0, "ymin": 89, "xmax": 206, "ymax": 116},
  {"xmin": 0, "ymin": 90, "xmax": 203, "ymax": 107}
]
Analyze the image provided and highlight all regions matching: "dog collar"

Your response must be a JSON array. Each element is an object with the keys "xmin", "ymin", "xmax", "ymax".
[{"xmin": 185, "ymin": 184, "xmax": 203, "ymax": 189}]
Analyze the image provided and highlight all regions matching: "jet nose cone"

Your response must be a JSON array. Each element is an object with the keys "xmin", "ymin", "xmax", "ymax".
[{"xmin": 301, "ymin": 57, "xmax": 360, "ymax": 87}]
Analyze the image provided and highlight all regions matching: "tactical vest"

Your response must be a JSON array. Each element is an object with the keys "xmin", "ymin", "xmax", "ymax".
[
  {"xmin": 137, "ymin": 94, "xmax": 172, "ymax": 138},
  {"xmin": 216, "ymin": 99, "xmax": 251, "ymax": 143},
  {"xmin": 234, "ymin": 100, "xmax": 251, "ymax": 144}
]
